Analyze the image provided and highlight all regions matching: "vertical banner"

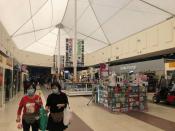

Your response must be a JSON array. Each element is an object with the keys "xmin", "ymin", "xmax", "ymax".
[
  {"xmin": 53, "ymin": 55, "xmax": 56, "ymax": 68},
  {"xmin": 60, "ymin": 55, "xmax": 64, "ymax": 69},
  {"xmin": 65, "ymin": 38, "xmax": 73, "ymax": 67},
  {"xmin": 77, "ymin": 39, "xmax": 84, "ymax": 67}
]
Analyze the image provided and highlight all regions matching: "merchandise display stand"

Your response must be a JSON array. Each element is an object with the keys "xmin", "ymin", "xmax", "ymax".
[
  {"xmin": 64, "ymin": 82, "xmax": 93, "ymax": 96},
  {"xmin": 97, "ymin": 85, "xmax": 147, "ymax": 112}
]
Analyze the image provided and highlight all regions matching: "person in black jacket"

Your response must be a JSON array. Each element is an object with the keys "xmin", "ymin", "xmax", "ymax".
[{"xmin": 45, "ymin": 82, "xmax": 68, "ymax": 131}]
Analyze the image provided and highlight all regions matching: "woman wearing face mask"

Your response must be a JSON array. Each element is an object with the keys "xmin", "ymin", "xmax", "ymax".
[
  {"xmin": 45, "ymin": 82, "xmax": 69, "ymax": 131},
  {"xmin": 16, "ymin": 83, "xmax": 43, "ymax": 131}
]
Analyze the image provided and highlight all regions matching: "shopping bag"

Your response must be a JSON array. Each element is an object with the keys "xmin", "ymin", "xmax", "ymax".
[
  {"xmin": 63, "ymin": 105, "xmax": 73, "ymax": 126},
  {"xmin": 39, "ymin": 106, "xmax": 48, "ymax": 131}
]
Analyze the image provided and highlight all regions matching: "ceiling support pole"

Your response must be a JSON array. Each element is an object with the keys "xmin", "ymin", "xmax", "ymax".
[{"xmin": 73, "ymin": 0, "xmax": 77, "ymax": 82}]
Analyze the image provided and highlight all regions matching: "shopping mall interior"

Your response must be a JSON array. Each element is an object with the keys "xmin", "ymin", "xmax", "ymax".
[{"xmin": 0, "ymin": 0, "xmax": 175, "ymax": 131}]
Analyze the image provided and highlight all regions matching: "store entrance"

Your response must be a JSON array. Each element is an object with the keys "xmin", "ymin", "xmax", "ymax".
[
  {"xmin": 144, "ymin": 72, "xmax": 158, "ymax": 92},
  {"xmin": 4, "ymin": 69, "xmax": 12, "ymax": 102}
]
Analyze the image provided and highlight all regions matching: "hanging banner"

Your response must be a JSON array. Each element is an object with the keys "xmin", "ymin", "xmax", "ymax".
[
  {"xmin": 60, "ymin": 55, "xmax": 64, "ymax": 69},
  {"xmin": 53, "ymin": 55, "xmax": 57, "ymax": 69},
  {"xmin": 77, "ymin": 39, "xmax": 84, "ymax": 67},
  {"xmin": 65, "ymin": 38, "xmax": 73, "ymax": 67}
]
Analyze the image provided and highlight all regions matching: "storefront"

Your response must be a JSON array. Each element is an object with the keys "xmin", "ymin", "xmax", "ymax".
[
  {"xmin": 13, "ymin": 59, "xmax": 21, "ymax": 95},
  {"xmin": 4, "ymin": 57, "xmax": 13, "ymax": 102},
  {"xmin": 165, "ymin": 60, "xmax": 175, "ymax": 84},
  {"xmin": 0, "ymin": 54, "xmax": 4, "ymax": 108},
  {"xmin": 109, "ymin": 59, "xmax": 165, "ymax": 92},
  {"xmin": 20, "ymin": 65, "xmax": 29, "ymax": 92}
]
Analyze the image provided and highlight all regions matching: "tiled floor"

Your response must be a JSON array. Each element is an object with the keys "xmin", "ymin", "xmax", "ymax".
[
  {"xmin": 0, "ymin": 90, "xmax": 175, "ymax": 131},
  {"xmin": 69, "ymin": 97, "xmax": 163, "ymax": 131}
]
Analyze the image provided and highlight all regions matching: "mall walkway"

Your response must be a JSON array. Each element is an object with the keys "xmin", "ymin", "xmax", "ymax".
[
  {"xmin": 0, "ymin": 89, "xmax": 93, "ymax": 131},
  {"xmin": 41, "ymin": 88, "xmax": 93, "ymax": 131},
  {"xmin": 0, "ymin": 89, "xmax": 175, "ymax": 131}
]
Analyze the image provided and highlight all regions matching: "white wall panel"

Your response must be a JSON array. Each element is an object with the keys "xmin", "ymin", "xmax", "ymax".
[
  {"xmin": 158, "ymin": 19, "xmax": 173, "ymax": 49},
  {"xmin": 111, "ymin": 43, "xmax": 119, "ymax": 61},
  {"xmin": 136, "ymin": 31, "xmax": 147, "ymax": 51},
  {"xmin": 173, "ymin": 18, "xmax": 175, "ymax": 43},
  {"xmin": 147, "ymin": 26, "xmax": 158, "ymax": 52},
  {"xmin": 122, "ymin": 39, "xmax": 129, "ymax": 58},
  {"xmin": 128, "ymin": 35, "xmax": 137, "ymax": 56}
]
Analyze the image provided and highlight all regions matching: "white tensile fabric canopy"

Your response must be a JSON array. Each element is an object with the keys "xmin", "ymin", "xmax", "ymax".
[{"xmin": 0, "ymin": 0, "xmax": 174, "ymax": 56}]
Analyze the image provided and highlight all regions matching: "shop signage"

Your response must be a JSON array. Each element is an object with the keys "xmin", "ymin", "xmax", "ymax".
[
  {"xmin": 169, "ymin": 62, "xmax": 175, "ymax": 68},
  {"xmin": 120, "ymin": 65, "xmax": 136, "ymax": 70}
]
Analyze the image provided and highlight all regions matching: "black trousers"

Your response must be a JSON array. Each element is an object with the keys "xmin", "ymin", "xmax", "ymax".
[{"xmin": 22, "ymin": 119, "xmax": 39, "ymax": 131}]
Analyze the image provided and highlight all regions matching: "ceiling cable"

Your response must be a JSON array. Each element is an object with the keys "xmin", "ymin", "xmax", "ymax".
[
  {"xmin": 10, "ymin": 0, "xmax": 49, "ymax": 38},
  {"xmin": 28, "ymin": 0, "xmax": 37, "ymax": 41},
  {"xmin": 50, "ymin": 0, "xmax": 54, "ymax": 26},
  {"xmin": 60, "ymin": 0, "xmax": 70, "ymax": 23},
  {"xmin": 139, "ymin": 0, "xmax": 175, "ymax": 16},
  {"xmin": 83, "ymin": 0, "xmax": 133, "ymax": 43},
  {"xmin": 64, "ymin": 26, "xmax": 108, "ymax": 45},
  {"xmin": 88, "ymin": 0, "xmax": 111, "ymax": 45},
  {"xmin": 21, "ymin": 27, "xmax": 54, "ymax": 50},
  {"xmin": 13, "ymin": 26, "xmax": 53, "ymax": 38}
]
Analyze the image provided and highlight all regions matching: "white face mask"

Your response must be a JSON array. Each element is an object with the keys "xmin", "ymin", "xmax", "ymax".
[
  {"xmin": 52, "ymin": 88, "xmax": 59, "ymax": 94},
  {"xmin": 27, "ymin": 89, "xmax": 35, "ymax": 96}
]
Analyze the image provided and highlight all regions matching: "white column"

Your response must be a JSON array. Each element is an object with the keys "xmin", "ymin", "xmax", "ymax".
[
  {"xmin": 57, "ymin": 28, "xmax": 61, "ymax": 74},
  {"xmin": 73, "ymin": 0, "xmax": 77, "ymax": 82}
]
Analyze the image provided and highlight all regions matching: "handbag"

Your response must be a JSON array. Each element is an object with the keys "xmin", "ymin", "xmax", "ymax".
[
  {"xmin": 50, "ymin": 112, "xmax": 63, "ymax": 123},
  {"xmin": 63, "ymin": 105, "xmax": 73, "ymax": 126},
  {"xmin": 23, "ymin": 113, "xmax": 39, "ymax": 124}
]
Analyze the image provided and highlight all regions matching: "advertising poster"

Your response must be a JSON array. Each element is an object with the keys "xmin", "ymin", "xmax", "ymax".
[
  {"xmin": 77, "ymin": 39, "xmax": 84, "ymax": 67},
  {"xmin": 65, "ymin": 38, "xmax": 73, "ymax": 67}
]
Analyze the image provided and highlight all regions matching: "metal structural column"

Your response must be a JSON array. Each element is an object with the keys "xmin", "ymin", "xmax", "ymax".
[{"xmin": 73, "ymin": 0, "xmax": 77, "ymax": 82}]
